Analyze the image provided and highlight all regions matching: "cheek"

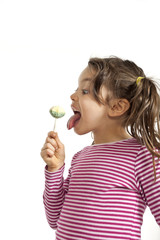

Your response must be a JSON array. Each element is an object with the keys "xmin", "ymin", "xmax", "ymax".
[{"xmin": 82, "ymin": 103, "xmax": 106, "ymax": 121}]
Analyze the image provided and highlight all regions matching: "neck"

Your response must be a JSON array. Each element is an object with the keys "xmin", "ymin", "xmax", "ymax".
[{"xmin": 92, "ymin": 126, "xmax": 132, "ymax": 145}]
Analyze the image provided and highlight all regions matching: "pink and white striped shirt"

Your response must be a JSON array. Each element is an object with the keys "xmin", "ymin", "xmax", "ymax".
[{"xmin": 43, "ymin": 138, "xmax": 160, "ymax": 240}]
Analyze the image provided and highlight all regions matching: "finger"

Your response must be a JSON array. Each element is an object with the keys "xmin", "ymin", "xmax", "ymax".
[
  {"xmin": 47, "ymin": 131, "xmax": 64, "ymax": 149},
  {"xmin": 41, "ymin": 148, "xmax": 54, "ymax": 158},
  {"xmin": 42, "ymin": 143, "xmax": 56, "ymax": 152},
  {"xmin": 54, "ymin": 132, "xmax": 64, "ymax": 149},
  {"xmin": 40, "ymin": 149, "xmax": 47, "ymax": 159},
  {"xmin": 46, "ymin": 148, "xmax": 54, "ymax": 157},
  {"xmin": 45, "ymin": 137, "xmax": 58, "ymax": 149},
  {"xmin": 48, "ymin": 131, "xmax": 57, "ymax": 139}
]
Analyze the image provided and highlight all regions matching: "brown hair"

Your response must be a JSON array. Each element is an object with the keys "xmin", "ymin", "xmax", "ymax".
[{"xmin": 88, "ymin": 56, "xmax": 160, "ymax": 181}]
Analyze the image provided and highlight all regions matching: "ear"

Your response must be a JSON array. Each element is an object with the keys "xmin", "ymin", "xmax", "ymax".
[{"xmin": 108, "ymin": 99, "xmax": 130, "ymax": 117}]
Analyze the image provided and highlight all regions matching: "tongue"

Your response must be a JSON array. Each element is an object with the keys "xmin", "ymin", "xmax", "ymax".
[{"xmin": 67, "ymin": 112, "xmax": 81, "ymax": 130}]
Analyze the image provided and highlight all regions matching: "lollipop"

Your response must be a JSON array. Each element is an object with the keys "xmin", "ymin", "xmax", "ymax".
[{"xmin": 49, "ymin": 106, "xmax": 65, "ymax": 131}]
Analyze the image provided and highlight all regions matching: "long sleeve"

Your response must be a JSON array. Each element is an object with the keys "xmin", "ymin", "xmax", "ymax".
[
  {"xmin": 43, "ymin": 164, "xmax": 71, "ymax": 229},
  {"xmin": 135, "ymin": 146, "xmax": 160, "ymax": 226}
]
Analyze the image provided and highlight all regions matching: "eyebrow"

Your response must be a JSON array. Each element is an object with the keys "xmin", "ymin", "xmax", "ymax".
[{"xmin": 81, "ymin": 78, "xmax": 92, "ymax": 82}]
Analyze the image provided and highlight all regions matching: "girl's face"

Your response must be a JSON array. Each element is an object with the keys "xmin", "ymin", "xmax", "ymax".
[{"xmin": 69, "ymin": 66, "xmax": 110, "ymax": 135}]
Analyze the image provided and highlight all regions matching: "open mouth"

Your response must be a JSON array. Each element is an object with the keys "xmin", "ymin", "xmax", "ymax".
[{"xmin": 67, "ymin": 109, "xmax": 81, "ymax": 130}]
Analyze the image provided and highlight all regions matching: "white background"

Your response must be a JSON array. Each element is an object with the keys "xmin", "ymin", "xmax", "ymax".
[{"xmin": 0, "ymin": 0, "xmax": 160, "ymax": 239}]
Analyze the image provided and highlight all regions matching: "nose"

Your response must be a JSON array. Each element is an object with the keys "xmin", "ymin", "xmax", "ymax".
[{"xmin": 70, "ymin": 91, "xmax": 78, "ymax": 101}]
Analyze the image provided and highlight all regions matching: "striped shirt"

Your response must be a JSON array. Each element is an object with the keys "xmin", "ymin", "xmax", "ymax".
[{"xmin": 43, "ymin": 138, "xmax": 160, "ymax": 240}]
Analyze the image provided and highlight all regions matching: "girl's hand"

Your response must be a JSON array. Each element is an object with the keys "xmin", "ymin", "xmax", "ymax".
[{"xmin": 41, "ymin": 131, "xmax": 65, "ymax": 172}]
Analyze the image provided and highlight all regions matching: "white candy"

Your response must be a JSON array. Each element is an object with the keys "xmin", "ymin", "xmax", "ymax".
[
  {"xmin": 50, "ymin": 106, "xmax": 65, "ymax": 118},
  {"xmin": 49, "ymin": 106, "xmax": 65, "ymax": 131}
]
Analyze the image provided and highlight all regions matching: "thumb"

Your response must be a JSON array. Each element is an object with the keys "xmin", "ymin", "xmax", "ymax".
[{"xmin": 54, "ymin": 132, "xmax": 64, "ymax": 149}]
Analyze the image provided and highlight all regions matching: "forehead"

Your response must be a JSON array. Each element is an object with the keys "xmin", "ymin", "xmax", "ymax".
[
  {"xmin": 78, "ymin": 66, "xmax": 94, "ymax": 85},
  {"xmin": 78, "ymin": 66, "xmax": 108, "ymax": 100}
]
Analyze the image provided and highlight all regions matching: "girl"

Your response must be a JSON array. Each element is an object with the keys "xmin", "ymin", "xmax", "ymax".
[{"xmin": 41, "ymin": 57, "xmax": 160, "ymax": 240}]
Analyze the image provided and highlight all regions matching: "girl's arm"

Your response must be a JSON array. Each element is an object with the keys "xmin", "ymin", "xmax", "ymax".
[
  {"xmin": 135, "ymin": 146, "xmax": 160, "ymax": 226},
  {"xmin": 43, "ymin": 164, "xmax": 71, "ymax": 229},
  {"xmin": 41, "ymin": 131, "xmax": 66, "ymax": 228},
  {"xmin": 41, "ymin": 131, "xmax": 81, "ymax": 229}
]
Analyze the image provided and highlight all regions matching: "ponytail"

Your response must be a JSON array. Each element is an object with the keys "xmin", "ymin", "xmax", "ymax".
[{"xmin": 126, "ymin": 77, "xmax": 160, "ymax": 180}]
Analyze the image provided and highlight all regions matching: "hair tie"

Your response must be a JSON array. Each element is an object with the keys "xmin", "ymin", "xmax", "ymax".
[{"xmin": 136, "ymin": 77, "xmax": 144, "ymax": 86}]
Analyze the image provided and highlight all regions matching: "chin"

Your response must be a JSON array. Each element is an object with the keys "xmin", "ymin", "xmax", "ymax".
[{"xmin": 74, "ymin": 127, "xmax": 91, "ymax": 136}]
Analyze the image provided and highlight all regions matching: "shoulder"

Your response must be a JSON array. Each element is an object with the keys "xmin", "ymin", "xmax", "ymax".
[
  {"xmin": 135, "ymin": 144, "xmax": 153, "ymax": 164},
  {"xmin": 135, "ymin": 143, "xmax": 160, "ymax": 181}
]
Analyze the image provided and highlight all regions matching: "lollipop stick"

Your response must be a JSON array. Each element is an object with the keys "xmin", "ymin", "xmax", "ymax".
[{"xmin": 53, "ymin": 118, "xmax": 57, "ymax": 131}]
